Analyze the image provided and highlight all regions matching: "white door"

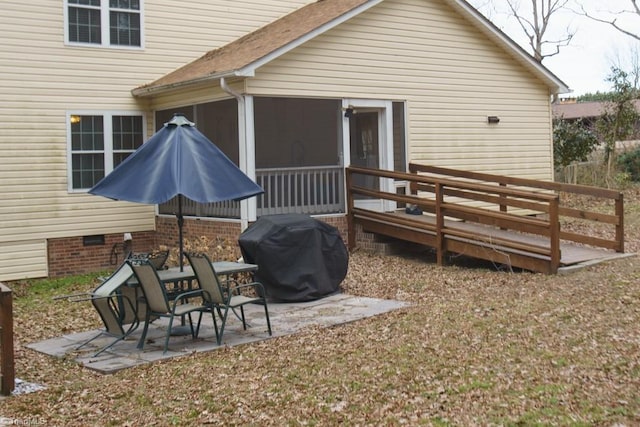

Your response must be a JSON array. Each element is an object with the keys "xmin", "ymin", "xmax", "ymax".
[{"xmin": 343, "ymin": 100, "xmax": 395, "ymax": 212}]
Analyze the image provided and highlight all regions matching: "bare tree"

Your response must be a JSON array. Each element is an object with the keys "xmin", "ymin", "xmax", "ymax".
[
  {"xmin": 577, "ymin": 0, "xmax": 640, "ymax": 41},
  {"xmin": 469, "ymin": 0, "xmax": 576, "ymax": 62},
  {"xmin": 609, "ymin": 43, "xmax": 640, "ymax": 90},
  {"xmin": 510, "ymin": 0, "xmax": 575, "ymax": 61}
]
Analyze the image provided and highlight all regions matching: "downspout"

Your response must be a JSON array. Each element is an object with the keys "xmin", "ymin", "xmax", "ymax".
[
  {"xmin": 220, "ymin": 76, "xmax": 242, "ymax": 103},
  {"xmin": 220, "ymin": 77, "xmax": 252, "ymax": 231}
]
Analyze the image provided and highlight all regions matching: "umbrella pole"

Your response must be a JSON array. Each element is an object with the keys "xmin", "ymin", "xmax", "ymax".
[{"xmin": 178, "ymin": 195, "xmax": 184, "ymax": 271}]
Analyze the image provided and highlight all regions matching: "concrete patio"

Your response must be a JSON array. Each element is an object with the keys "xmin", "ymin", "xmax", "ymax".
[{"xmin": 27, "ymin": 293, "xmax": 409, "ymax": 374}]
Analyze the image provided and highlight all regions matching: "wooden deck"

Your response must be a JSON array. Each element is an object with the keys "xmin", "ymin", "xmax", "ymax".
[{"xmin": 346, "ymin": 164, "xmax": 625, "ymax": 274}]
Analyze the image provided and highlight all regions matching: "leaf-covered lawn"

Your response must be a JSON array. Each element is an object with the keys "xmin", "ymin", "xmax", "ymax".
[{"xmin": 1, "ymin": 188, "xmax": 639, "ymax": 426}]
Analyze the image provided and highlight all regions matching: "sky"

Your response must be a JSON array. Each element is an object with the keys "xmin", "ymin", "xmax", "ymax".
[{"xmin": 468, "ymin": 0, "xmax": 640, "ymax": 97}]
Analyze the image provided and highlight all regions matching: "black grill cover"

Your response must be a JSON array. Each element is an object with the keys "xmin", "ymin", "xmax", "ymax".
[{"xmin": 238, "ymin": 214, "xmax": 348, "ymax": 302}]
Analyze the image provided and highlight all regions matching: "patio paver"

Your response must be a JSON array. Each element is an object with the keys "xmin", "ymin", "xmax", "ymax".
[{"xmin": 27, "ymin": 293, "xmax": 409, "ymax": 374}]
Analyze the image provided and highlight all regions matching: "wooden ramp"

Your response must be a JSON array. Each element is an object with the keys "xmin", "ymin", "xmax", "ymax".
[
  {"xmin": 346, "ymin": 164, "xmax": 625, "ymax": 274},
  {"xmin": 390, "ymin": 211, "xmax": 624, "ymax": 268}
]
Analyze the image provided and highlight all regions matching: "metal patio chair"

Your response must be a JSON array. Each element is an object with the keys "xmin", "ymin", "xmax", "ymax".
[
  {"xmin": 128, "ymin": 259, "xmax": 206, "ymax": 354},
  {"xmin": 57, "ymin": 261, "xmax": 140, "ymax": 356},
  {"xmin": 186, "ymin": 252, "xmax": 272, "ymax": 345}
]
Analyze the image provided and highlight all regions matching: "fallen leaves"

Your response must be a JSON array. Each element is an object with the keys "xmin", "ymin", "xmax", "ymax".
[{"xmin": 1, "ymin": 187, "xmax": 640, "ymax": 425}]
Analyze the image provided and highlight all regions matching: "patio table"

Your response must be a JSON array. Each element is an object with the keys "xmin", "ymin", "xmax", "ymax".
[
  {"xmin": 166, "ymin": 261, "xmax": 260, "ymax": 324},
  {"xmin": 129, "ymin": 261, "xmax": 258, "ymax": 288},
  {"xmin": 129, "ymin": 261, "xmax": 259, "ymax": 336}
]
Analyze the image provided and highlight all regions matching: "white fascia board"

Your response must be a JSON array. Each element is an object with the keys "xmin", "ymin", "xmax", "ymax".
[{"xmin": 131, "ymin": 70, "xmax": 255, "ymax": 97}]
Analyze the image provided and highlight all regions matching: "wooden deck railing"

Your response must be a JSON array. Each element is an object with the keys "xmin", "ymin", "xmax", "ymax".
[
  {"xmin": 0, "ymin": 283, "xmax": 14, "ymax": 396},
  {"xmin": 409, "ymin": 163, "xmax": 624, "ymax": 252},
  {"xmin": 346, "ymin": 164, "xmax": 624, "ymax": 274}
]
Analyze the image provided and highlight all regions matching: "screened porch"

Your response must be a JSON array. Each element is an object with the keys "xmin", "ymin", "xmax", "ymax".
[{"xmin": 157, "ymin": 97, "xmax": 346, "ymax": 219}]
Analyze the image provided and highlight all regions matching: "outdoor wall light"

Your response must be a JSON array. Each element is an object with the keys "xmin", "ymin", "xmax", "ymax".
[
  {"xmin": 487, "ymin": 116, "xmax": 500, "ymax": 124},
  {"xmin": 344, "ymin": 107, "xmax": 355, "ymax": 118}
]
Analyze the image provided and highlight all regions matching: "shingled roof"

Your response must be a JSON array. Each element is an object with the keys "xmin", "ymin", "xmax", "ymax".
[
  {"xmin": 132, "ymin": 0, "xmax": 373, "ymax": 96},
  {"xmin": 553, "ymin": 100, "xmax": 640, "ymax": 120}
]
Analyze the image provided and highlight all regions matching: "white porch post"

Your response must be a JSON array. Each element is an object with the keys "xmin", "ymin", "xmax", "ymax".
[
  {"xmin": 221, "ymin": 78, "xmax": 257, "ymax": 229},
  {"xmin": 243, "ymin": 96, "xmax": 257, "ymax": 225},
  {"xmin": 381, "ymin": 100, "xmax": 395, "ymax": 212},
  {"xmin": 237, "ymin": 95, "xmax": 257, "ymax": 229}
]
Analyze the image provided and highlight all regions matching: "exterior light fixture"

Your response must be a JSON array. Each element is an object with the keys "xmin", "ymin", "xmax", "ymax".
[
  {"xmin": 487, "ymin": 116, "xmax": 500, "ymax": 124},
  {"xmin": 343, "ymin": 106, "xmax": 355, "ymax": 118}
]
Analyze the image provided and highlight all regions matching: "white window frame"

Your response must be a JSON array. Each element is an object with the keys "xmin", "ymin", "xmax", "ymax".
[
  {"xmin": 66, "ymin": 111, "xmax": 147, "ymax": 192},
  {"xmin": 64, "ymin": 0, "xmax": 145, "ymax": 49}
]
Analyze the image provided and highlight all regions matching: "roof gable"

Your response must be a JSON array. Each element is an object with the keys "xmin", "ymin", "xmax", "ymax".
[{"xmin": 133, "ymin": 0, "xmax": 569, "ymax": 97}]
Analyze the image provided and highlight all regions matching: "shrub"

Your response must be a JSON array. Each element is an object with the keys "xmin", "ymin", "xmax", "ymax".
[{"xmin": 617, "ymin": 146, "xmax": 640, "ymax": 182}]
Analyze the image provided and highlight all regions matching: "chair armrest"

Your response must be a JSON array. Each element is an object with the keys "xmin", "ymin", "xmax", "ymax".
[
  {"xmin": 54, "ymin": 291, "xmax": 136, "ymax": 306},
  {"xmin": 225, "ymin": 278, "xmax": 240, "ymax": 294},
  {"xmin": 232, "ymin": 282, "xmax": 266, "ymax": 297},
  {"xmin": 170, "ymin": 289, "xmax": 205, "ymax": 305}
]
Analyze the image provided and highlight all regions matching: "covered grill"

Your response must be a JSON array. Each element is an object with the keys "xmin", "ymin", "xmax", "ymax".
[{"xmin": 238, "ymin": 214, "xmax": 348, "ymax": 302}]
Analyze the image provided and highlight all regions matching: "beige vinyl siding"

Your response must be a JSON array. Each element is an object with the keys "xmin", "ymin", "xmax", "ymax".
[
  {"xmin": 0, "ymin": 240, "xmax": 48, "ymax": 281},
  {"xmin": 247, "ymin": 0, "xmax": 554, "ymax": 180},
  {"xmin": 147, "ymin": 1, "xmax": 309, "ymax": 53},
  {"xmin": 0, "ymin": 0, "xmax": 308, "ymax": 280}
]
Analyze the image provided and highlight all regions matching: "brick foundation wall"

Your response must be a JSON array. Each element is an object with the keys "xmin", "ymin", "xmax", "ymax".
[
  {"xmin": 155, "ymin": 216, "xmax": 244, "ymax": 258},
  {"xmin": 46, "ymin": 215, "xmax": 351, "ymax": 278},
  {"xmin": 47, "ymin": 231, "xmax": 156, "ymax": 277},
  {"xmin": 156, "ymin": 215, "xmax": 350, "ymax": 258},
  {"xmin": 318, "ymin": 215, "xmax": 348, "ymax": 240},
  {"xmin": 352, "ymin": 223, "xmax": 396, "ymax": 254}
]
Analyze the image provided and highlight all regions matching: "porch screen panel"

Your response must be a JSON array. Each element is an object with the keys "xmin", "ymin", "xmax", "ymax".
[
  {"xmin": 393, "ymin": 102, "xmax": 406, "ymax": 173},
  {"xmin": 254, "ymin": 97, "xmax": 344, "ymax": 215}
]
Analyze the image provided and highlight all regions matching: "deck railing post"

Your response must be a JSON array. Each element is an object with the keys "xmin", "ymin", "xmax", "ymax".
[
  {"xmin": 549, "ymin": 196, "xmax": 561, "ymax": 274},
  {"xmin": 615, "ymin": 193, "xmax": 624, "ymax": 253},
  {"xmin": 498, "ymin": 182, "xmax": 507, "ymax": 213},
  {"xmin": 0, "ymin": 283, "xmax": 15, "ymax": 396},
  {"xmin": 435, "ymin": 182, "xmax": 445, "ymax": 266},
  {"xmin": 346, "ymin": 168, "xmax": 355, "ymax": 250}
]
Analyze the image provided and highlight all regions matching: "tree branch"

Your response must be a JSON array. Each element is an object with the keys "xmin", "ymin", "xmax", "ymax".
[{"xmin": 577, "ymin": 1, "xmax": 640, "ymax": 41}]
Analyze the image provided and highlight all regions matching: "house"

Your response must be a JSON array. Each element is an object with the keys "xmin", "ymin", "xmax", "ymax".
[
  {"xmin": 553, "ymin": 98, "xmax": 640, "ymax": 120},
  {"xmin": 553, "ymin": 99, "xmax": 640, "ymax": 149},
  {"xmin": 553, "ymin": 98, "xmax": 640, "ymax": 124},
  {"xmin": 0, "ymin": 0, "xmax": 569, "ymax": 281}
]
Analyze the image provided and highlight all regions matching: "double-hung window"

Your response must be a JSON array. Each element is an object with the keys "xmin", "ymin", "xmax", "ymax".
[
  {"xmin": 66, "ymin": 0, "xmax": 142, "ymax": 48},
  {"xmin": 68, "ymin": 113, "xmax": 145, "ymax": 191}
]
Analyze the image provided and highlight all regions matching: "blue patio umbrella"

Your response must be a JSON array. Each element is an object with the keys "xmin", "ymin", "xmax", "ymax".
[{"xmin": 89, "ymin": 113, "xmax": 263, "ymax": 270}]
